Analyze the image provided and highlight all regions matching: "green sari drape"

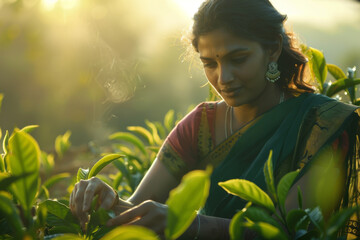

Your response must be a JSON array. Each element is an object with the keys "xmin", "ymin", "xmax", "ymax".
[{"xmin": 201, "ymin": 92, "xmax": 360, "ymax": 229}]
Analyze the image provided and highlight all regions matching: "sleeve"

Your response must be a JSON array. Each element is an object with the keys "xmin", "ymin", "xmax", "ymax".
[{"xmin": 157, "ymin": 103, "xmax": 205, "ymax": 180}]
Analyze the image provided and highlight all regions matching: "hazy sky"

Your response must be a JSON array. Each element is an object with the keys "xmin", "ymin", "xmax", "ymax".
[{"xmin": 173, "ymin": 0, "xmax": 360, "ymax": 29}]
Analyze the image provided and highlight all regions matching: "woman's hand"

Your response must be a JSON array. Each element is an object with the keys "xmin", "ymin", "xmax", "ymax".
[
  {"xmin": 106, "ymin": 200, "xmax": 168, "ymax": 237},
  {"xmin": 69, "ymin": 177, "xmax": 132, "ymax": 230}
]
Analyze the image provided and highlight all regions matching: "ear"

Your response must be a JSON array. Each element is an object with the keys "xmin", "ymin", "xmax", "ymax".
[{"xmin": 267, "ymin": 34, "xmax": 283, "ymax": 62}]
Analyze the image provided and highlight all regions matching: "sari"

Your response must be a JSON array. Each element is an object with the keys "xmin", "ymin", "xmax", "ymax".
[{"xmin": 158, "ymin": 93, "xmax": 360, "ymax": 238}]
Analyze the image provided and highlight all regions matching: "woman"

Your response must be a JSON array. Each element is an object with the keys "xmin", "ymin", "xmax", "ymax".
[{"xmin": 70, "ymin": 0, "xmax": 360, "ymax": 239}]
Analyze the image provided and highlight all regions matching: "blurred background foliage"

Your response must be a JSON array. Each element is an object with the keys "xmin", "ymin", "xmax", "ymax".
[{"xmin": 0, "ymin": 0, "xmax": 359, "ymax": 154}]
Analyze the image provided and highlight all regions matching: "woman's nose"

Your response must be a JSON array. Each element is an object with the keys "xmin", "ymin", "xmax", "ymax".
[{"xmin": 218, "ymin": 65, "xmax": 234, "ymax": 84}]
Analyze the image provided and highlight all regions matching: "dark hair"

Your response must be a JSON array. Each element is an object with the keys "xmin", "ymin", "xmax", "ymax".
[{"xmin": 191, "ymin": 0, "xmax": 315, "ymax": 94}]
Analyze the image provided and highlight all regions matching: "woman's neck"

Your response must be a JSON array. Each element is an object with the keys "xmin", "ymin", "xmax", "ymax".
[{"xmin": 232, "ymin": 85, "xmax": 285, "ymax": 130}]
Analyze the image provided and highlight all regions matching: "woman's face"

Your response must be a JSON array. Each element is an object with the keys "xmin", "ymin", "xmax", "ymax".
[{"xmin": 198, "ymin": 28, "xmax": 277, "ymax": 107}]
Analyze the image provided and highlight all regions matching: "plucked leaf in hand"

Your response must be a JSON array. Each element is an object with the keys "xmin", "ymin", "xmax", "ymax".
[{"xmin": 88, "ymin": 154, "xmax": 124, "ymax": 179}]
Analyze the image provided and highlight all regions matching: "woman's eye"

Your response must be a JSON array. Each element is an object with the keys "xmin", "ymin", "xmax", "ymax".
[
  {"xmin": 203, "ymin": 62, "xmax": 217, "ymax": 68},
  {"xmin": 232, "ymin": 57, "xmax": 246, "ymax": 64}
]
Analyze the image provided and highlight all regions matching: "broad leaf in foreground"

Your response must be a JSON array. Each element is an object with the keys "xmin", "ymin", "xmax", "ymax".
[
  {"xmin": 101, "ymin": 225, "xmax": 159, "ymax": 240},
  {"xmin": 219, "ymin": 179, "xmax": 275, "ymax": 213},
  {"xmin": 277, "ymin": 170, "xmax": 299, "ymax": 214},
  {"xmin": 165, "ymin": 167, "xmax": 211, "ymax": 240}
]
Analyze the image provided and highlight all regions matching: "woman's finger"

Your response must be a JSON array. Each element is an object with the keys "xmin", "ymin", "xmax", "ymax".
[{"xmin": 106, "ymin": 202, "xmax": 150, "ymax": 227}]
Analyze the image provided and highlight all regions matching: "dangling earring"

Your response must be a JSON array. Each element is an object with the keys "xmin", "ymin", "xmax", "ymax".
[{"xmin": 266, "ymin": 62, "xmax": 281, "ymax": 83}]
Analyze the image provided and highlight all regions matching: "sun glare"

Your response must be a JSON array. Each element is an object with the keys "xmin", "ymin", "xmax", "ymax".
[
  {"xmin": 172, "ymin": 0, "xmax": 203, "ymax": 17},
  {"xmin": 42, "ymin": 0, "xmax": 79, "ymax": 11}
]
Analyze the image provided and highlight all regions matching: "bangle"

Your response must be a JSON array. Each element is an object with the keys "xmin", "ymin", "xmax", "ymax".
[{"xmin": 194, "ymin": 214, "xmax": 200, "ymax": 240}]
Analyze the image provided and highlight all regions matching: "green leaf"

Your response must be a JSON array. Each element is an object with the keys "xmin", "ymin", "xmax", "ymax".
[
  {"xmin": 112, "ymin": 172, "xmax": 123, "ymax": 190},
  {"xmin": 38, "ymin": 173, "xmax": 70, "ymax": 198},
  {"xmin": 229, "ymin": 210, "xmax": 246, "ymax": 240},
  {"xmin": 245, "ymin": 206, "xmax": 282, "ymax": 229},
  {"xmin": 326, "ymin": 206, "xmax": 360, "ymax": 237},
  {"xmin": 0, "ymin": 192, "xmax": 24, "ymax": 239},
  {"xmin": 165, "ymin": 167, "xmax": 211, "ymax": 240},
  {"xmin": 241, "ymin": 221, "xmax": 288, "ymax": 240},
  {"xmin": 286, "ymin": 209, "xmax": 307, "ymax": 232},
  {"xmin": 77, "ymin": 168, "xmax": 89, "ymax": 182},
  {"xmin": 325, "ymin": 78, "xmax": 360, "ymax": 97},
  {"xmin": 52, "ymin": 234, "xmax": 84, "ymax": 240},
  {"xmin": 307, "ymin": 47, "xmax": 328, "ymax": 90},
  {"xmin": 101, "ymin": 225, "xmax": 159, "ymax": 240},
  {"xmin": 295, "ymin": 214, "xmax": 310, "ymax": 231},
  {"xmin": 88, "ymin": 154, "xmax": 124, "ymax": 179},
  {"xmin": 145, "ymin": 120, "xmax": 163, "ymax": 146},
  {"xmin": 55, "ymin": 130, "xmax": 71, "ymax": 159},
  {"xmin": 109, "ymin": 132, "xmax": 147, "ymax": 155},
  {"xmin": 264, "ymin": 150, "xmax": 277, "ymax": 203},
  {"xmin": 2, "ymin": 130, "xmax": 9, "ymax": 156},
  {"xmin": 164, "ymin": 109, "xmax": 175, "ymax": 132},
  {"xmin": 297, "ymin": 186, "xmax": 303, "ymax": 209},
  {"xmin": 39, "ymin": 200, "xmax": 80, "ymax": 233},
  {"xmin": 305, "ymin": 207, "xmax": 324, "ymax": 231},
  {"xmin": 219, "ymin": 179, "xmax": 275, "ymax": 213},
  {"xmin": 8, "ymin": 130, "xmax": 40, "ymax": 219},
  {"xmin": 327, "ymin": 64, "xmax": 346, "ymax": 80},
  {"xmin": 127, "ymin": 126, "xmax": 154, "ymax": 145},
  {"xmin": 41, "ymin": 151, "xmax": 55, "ymax": 173},
  {"xmin": 86, "ymin": 208, "xmax": 112, "ymax": 237},
  {"xmin": 0, "ymin": 93, "xmax": 3, "ymax": 112},
  {"xmin": 0, "ymin": 172, "xmax": 32, "ymax": 190},
  {"xmin": 0, "ymin": 154, "xmax": 4, "ymax": 172},
  {"xmin": 20, "ymin": 125, "xmax": 39, "ymax": 133},
  {"xmin": 154, "ymin": 121, "xmax": 166, "ymax": 139},
  {"xmin": 277, "ymin": 170, "xmax": 299, "ymax": 215}
]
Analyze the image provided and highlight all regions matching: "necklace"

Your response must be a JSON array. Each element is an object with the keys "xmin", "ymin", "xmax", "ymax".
[{"xmin": 224, "ymin": 91, "xmax": 285, "ymax": 139}]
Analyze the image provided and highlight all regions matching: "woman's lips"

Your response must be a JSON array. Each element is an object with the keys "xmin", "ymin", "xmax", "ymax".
[{"xmin": 221, "ymin": 87, "xmax": 242, "ymax": 97}]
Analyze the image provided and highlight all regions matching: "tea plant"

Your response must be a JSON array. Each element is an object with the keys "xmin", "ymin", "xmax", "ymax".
[
  {"xmin": 219, "ymin": 150, "xmax": 359, "ymax": 240},
  {"xmin": 302, "ymin": 46, "xmax": 360, "ymax": 104}
]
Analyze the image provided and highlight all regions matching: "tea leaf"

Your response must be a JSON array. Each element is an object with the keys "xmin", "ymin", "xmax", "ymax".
[
  {"xmin": 88, "ymin": 154, "xmax": 124, "ymax": 179},
  {"xmin": 0, "ymin": 172, "xmax": 32, "ymax": 190},
  {"xmin": 165, "ymin": 167, "xmax": 211, "ymax": 240},
  {"xmin": 0, "ymin": 154, "xmax": 4, "ymax": 172},
  {"xmin": 77, "ymin": 168, "xmax": 89, "ymax": 181},
  {"xmin": 164, "ymin": 109, "xmax": 175, "ymax": 132},
  {"xmin": 145, "ymin": 120, "xmax": 163, "ymax": 146},
  {"xmin": 0, "ymin": 191, "xmax": 24, "ymax": 239},
  {"xmin": 8, "ymin": 130, "xmax": 40, "ymax": 219},
  {"xmin": 20, "ymin": 125, "xmax": 39, "ymax": 133},
  {"xmin": 277, "ymin": 170, "xmax": 299, "ymax": 215},
  {"xmin": 109, "ymin": 132, "xmax": 147, "ymax": 155},
  {"xmin": 55, "ymin": 131, "xmax": 71, "ymax": 159},
  {"xmin": 264, "ymin": 150, "xmax": 277, "ymax": 203},
  {"xmin": 0, "ymin": 93, "xmax": 3, "ymax": 112},
  {"xmin": 2, "ymin": 130, "xmax": 9, "ymax": 156},
  {"xmin": 101, "ymin": 225, "xmax": 159, "ymax": 240},
  {"xmin": 39, "ymin": 200, "xmax": 80, "ymax": 233},
  {"xmin": 327, "ymin": 64, "xmax": 346, "ymax": 80},
  {"xmin": 286, "ymin": 209, "xmax": 307, "ymax": 232},
  {"xmin": 297, "ymin": 186, "xmax": 303, "ymax": 209},
  {"xmin": 219, "ymin": 179, "xmax": 275, "ymax": 213},
  {"xmin": 307, "ymin": 47, "xmax": 328, "ymax": 90},
  {"xmin": 241, "ymin": 221, "xmax": 287, "ymax": 240},
  {"xmin": 245, "ymin": 207, "xmax": 282, "ymax": 229},
  {"xmin": 325, "ymin": 78, "xmax": 360, "ymax": 97},
  {"xmin": 305, "ymin": 207, "xmax": 324, "ymax": 231},
  {"xmin": 229, "ymin": 210, "xmax": 246, "ymax": 240},
  {"xmin": 127, "ymin": 126, "xmax": 154, "ymax": 145}
]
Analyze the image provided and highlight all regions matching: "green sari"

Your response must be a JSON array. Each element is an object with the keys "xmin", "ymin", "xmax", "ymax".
[{"xmin": 199, "ymin": 93, "xmax": 360, "ymax": 236}]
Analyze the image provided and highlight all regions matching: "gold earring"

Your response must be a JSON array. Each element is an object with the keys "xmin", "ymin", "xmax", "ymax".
[{"xmin": 266, "ymin": 62, "xmax": 281, "ymax": 83}]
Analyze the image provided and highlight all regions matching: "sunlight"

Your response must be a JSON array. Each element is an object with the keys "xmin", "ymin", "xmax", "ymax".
[
  {"xmin": 42, "ymin": 0, "xmax": 79, "ymax": 11},
  {"xmin": 172, "ymin": 0, "xmax": 203, "ymax": 17}
]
